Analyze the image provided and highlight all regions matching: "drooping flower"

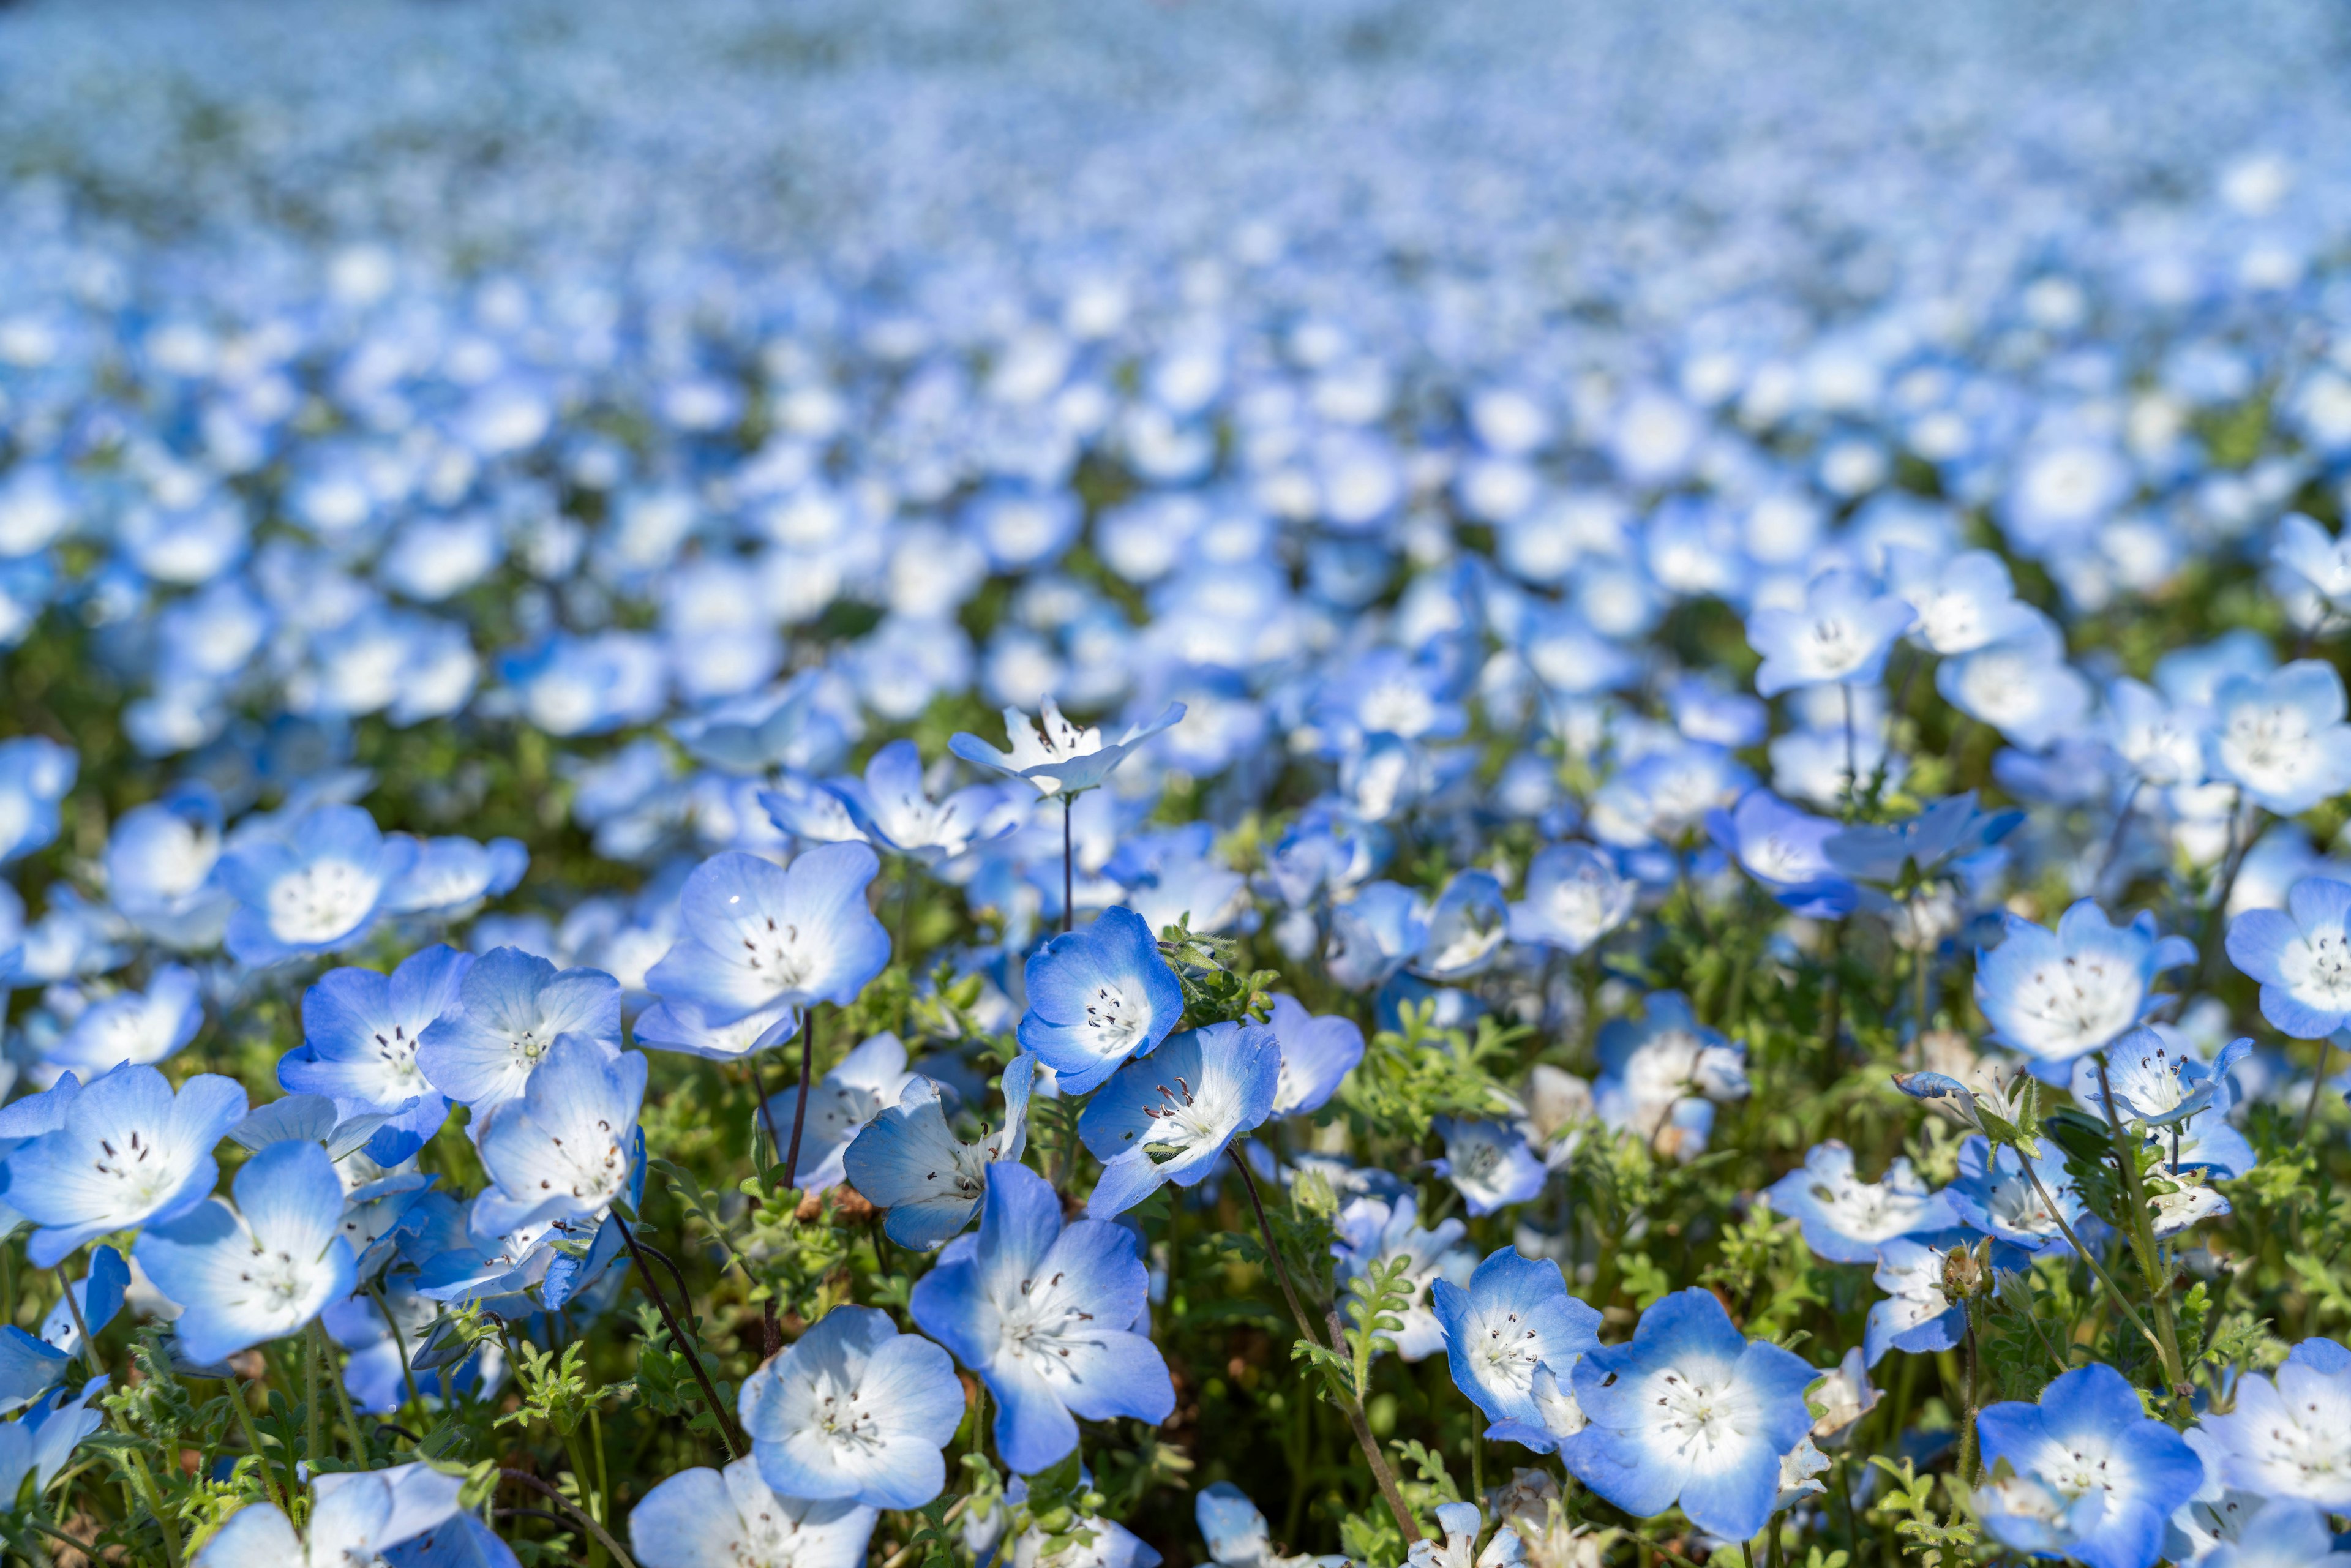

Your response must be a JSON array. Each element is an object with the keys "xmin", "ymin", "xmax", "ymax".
[
  {"xmin": 950, "ymin": 700, "xmax": 1185, "ymax": 797},
  {"xmin": 1196, "ymin": 1481, "xmax": 1350, "ymax": 1568},
  {"xmin": 842, "ymin": 1059, "xmax": 1038, "ymax": 1248},
  {"xmin": 279, "ymin": 945, "xmax": 473, "ymax": 1164},
  {"xmin": 42, "ymin": 964, "xmax": 205, "ymax": 1076},
  {"xmin": 1973, "ymin": 899, "xmax": 2195, "ymax": 1068},
  {"xmin": 6, "ymin": 1063, "xmax": 249, "ymax": 1267},
  {"xmin": 1506, "ymin": 844, "xmax": 1635, "ymax": 956},
  {"xmin": 1331, "ymin": 1190, "xmax": 1472, "ymax": 1361},
  {"xmin": 2226, "ymin": 877, "xmax": 2351, "ymax": 1038},
  {"xmin": 1432, "ymin": 1247, "xmax": 1603, "ymax": 1454},
  {"xmin": 1944, "ymin": 1136, "xmax": 2090, "ymax": 1258},
  {"xmin": 1016, "ymin": 907, "xmax": 1185, "ymax": 1095},
  {"xmin": 1973, "ymin": 1362, "xmax": 2203, "ymax": 1568},
  {"xmin": 1707, "ymin": 792, "xmax": 1859, "ymax": 920},
  {"xmin": 1432, "ymin": 1119, "xmax": 1548, "ymax": 1217},
  {"xmin": 2191, "ymin": 1337, "xmax": 2351, "ymax": 1509},
  {"xmin": 1861, "ymin": 1238, "xmax": 1965, "ymax": 1367},
  {"xmin": 764, "ymin": 1032, "xmax": 919, "ymax": 1191},
  {"xmin": 1265, "ymin": 994, "xmax": 1364, "ymax": 1117},
  {"xmin": 470, "ymin": 1035, "xmax": 647, "ymax": 1242},
  {"xmin": 219, "ymin": 804, "xmax": 419, "ymax": 967},
  {"xmin": 2208, "ymin": 662, "xmax": 2351, "ymax": 814},
  {"xmin": 823, "ymin": 738, "xmax": 1018, "ymax": 863},
  {"xmin": 738, "ymin": 1304, "xmax": 966, "ymax": 1510},
  {"xmin": 1559, "ymin": 1288, "xmax": 1816, "ymax": 1540},
  {"xmin": 1593, "ymin": 992, "xmax": 1749, "ymax": 1160},
  {"xmin": 910, "ymin": 1161, "xmax": 1173, "ymax": 1474},
  {"xmin": 646, "ymin": 843, "xmax": 891, "ymax": 1024},
  {"xmin": 628, "ymin": 1457, "xmax": 878, "ymax": 1568},
  {"xmin": 1077, "ymin": 1021, "xmax": 1280, "ymax": 1218},
  {"xmin": 1764, "ymin": 1141, "xmax": 1955, "ymax": 1264},
  {"xmin": 415, "ymin": 946, "xmax": 622, "ymax": 1116},
  {"xmin": 135, "ymin": 1139, "xmax": 358, "ymax": 1364},
  {"xmin": 1747, "ymin": 571, "xmax": 1915, "ymax": 697}
]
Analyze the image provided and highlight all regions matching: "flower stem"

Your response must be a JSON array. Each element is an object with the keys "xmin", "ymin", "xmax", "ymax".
[
  {"xmin": 1229, "ymin": 1150, "xmax": 1422, "ymax": 1545},
  {"xmin": 2010, "ymin": 1144, "xmax": 2170, "ymax": 1370},
  {"xmin": 2303, "ymin": 1037, "xmax": 2334, "ymax": 1139},
  {"xmin": 1957, "ymin": 1307, "xmax": 1979, "ymax": 1488},
  {"xmin": 1062, "ymin": 792, "xmax": 1074, "ymax": 935},
  {"xmin": 784, "ymin": 1008, "xmax": 817, "ymax": 1185},
  {"xmin": 233, "ymin": 1375, "xmax": 287, "ymax": 1512},
  {"xmin": 502, "ymin": 1468, "xmax": 639, "ymax": 1568},
  {"xmin": 615, "ymin": 1213, "xmax": 745, "ymax": 1460},
  {"xmin": 307, "ymin": 1322, "xmax": 324, "ymax": 1471},
  {"xmin": 2090, "ymin": 1055, "xmax": 2191, "ymax": 1403},
  {"xmin": 366, "ymin": 1279, "xmax": 425, "ymax": 1419},
  {"xmin": 311, "ymin": 1319, "xmax": 367, "ymax": 1468}
]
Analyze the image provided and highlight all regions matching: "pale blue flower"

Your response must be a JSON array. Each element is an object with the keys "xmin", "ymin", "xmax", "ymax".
[
  {"xmin": 951, "ymin": 699, "xmax": 1185, "ymax": 797},
  {"xmin": 1747, "ymin": 571, "xmax": 1914, "ymax": 697},
  {"xmin": 0, "ymin": 737, "xmax": 76, "ymax": 865},
  {"xmin": 0, "ymin": 1245, "xmax": 126, "ymax": 1414},
  {"xmin": 1507, "ymin": 844, "xmax": 1635, "ymax": 955},
  {"xmin": 1432, "ymin": 1247, "xmax": 1602, "ymax": 1452},
  {"xmin": 1265, "ymin": 994, "xmax": 1363, "ymax": 1117},
  {"xmin": 1973, "ymin": 1363, "xmax": 2202, "ymax": 1568},
  {"xmin": 645, "ymin": 843, "xmax": 890, "ymax": 1024},
  {"xmin": 1765, "ymin": 1141, "xmax": 1955, "ymax": 1264},
  {"xmin": 1974, "ymin": 899, "xmax": 2194, "ymax": 1068},
  {"xmin": 6, "ymin": 1063, "xmax": 248, "ymax": 1266},
  {"xmin": 380, "ymin": 835, "xmax": 528, "ymax": 919},
  {"xmin": 2208, "ymin": 662, "xmax": 2351, "ymax": 814},
  {"xmin": 1018, "ymin": 907, "xmax": 1184, "ymax": 1097},
  {"xmin": 103, "ymin": 784, "xmax": 233, "ymax": 948},
  {"xmin": 193, "ymin": 1465, "xmax": 464, "ymax": 1568},
  {"xmin": 470, "ymin": 1035, "xmax": 647, "ymax": 1242},
  {"xmin": 1078, "ymin": 1021, "xmax": 1280, "ymax": 1218},
  {"xmin": 219, "ymin": 805, "xmax": 418, "ymax": 967},
  {"xmin": 1432, "ymin": 1119, "xmax": 1547, "ymax": 1216},
  {"xmin": 738, "ymin": 1304, "xmax": 966, "ymax": 1510},
  {"xmin": 842, "ymin": 1059, "xmax": 1037, "ymax": 1250},
  {"xmin": 2192, "ymin": 1337, "xmax": 2351, "ymax": 1509},
  {"xmin": 43, "ymin": 964, "xmax": 204, "ymax": 1075},
  {"xmin": 1326, "ymin": 882, "xmax": 1428, "ymax": 991},
  {"xmin": 1708, "ymin": 792, "xmax": 1858, "ymax": 919},
  {"xmin": 1944, "ymin": 1136, "xmax": 2090, "ymax": 1257},
  {"xmin": 136, "ymin": 1138, "xmax": 356, "ymax": 1364},
  {"xmin": 1332, "ymin": 1191, "xmax": 1471, "ymax": 1362},
  {"xmin": 1862, "ymin": 1238, "xmax": 1964, "ymax": 1367},
  {"xmin": 2227, "ymin": 877, "xmax": 2351, "ymax": 1038},
  {"xmin": 628, "ymin": 1457, "xmax": 877, "ymax": 1568},
  {"xmin": 280, "ymin": 945, "xmax": 473, "ymax": 1163},
  {"xmin": 763, "ymin": 1032, "xmax": 918, "ymax": 1191},
  {"xmin": 416, "ymin": 946, "xmax": 621, "ymax": 1115},
  {"xmin": 824, "ymin": 738, "xmax": 1018, "ymax": 863}
]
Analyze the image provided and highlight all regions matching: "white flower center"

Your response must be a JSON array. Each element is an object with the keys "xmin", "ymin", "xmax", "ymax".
[
  {"xmin": 91, "ymin": 1125, "xmax": 182, "ymax": 1212},
  {"xmin": 740, "ymin": 911, "xmax": 813, "ymax": 990},
  {"xmin": 2284, "ymin": 931, "xmax": 2351, "ymax": 1003},
  {"xmin": 2013, "ymin": 956, "xmax": 2139, "ymax": 1051},
  {"xmin": 999, "ymin": 1267, "xmax": 1105, "ymax": 1376},
  {"xmin": 267, "ymin": 857, "xmax": 380, "ymax": 943},
  {"xmin": 1080, "ymin": 982, "xmax": 1149, "ymax": 1057}
]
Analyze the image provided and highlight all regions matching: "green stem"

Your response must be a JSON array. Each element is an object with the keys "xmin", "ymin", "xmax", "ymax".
[
  {"xmin": 233, "ymin": 1376, "xmax": 287, "ymax": 1512},
  {"xmin": 1957, "ymin": 1308, "xmax": 1979, "ymax": 1488},
  {"xmin": 312, "ymin": 1320, "xmax": 367, "ymax": 1469},
  {"xmin": 2303, "ymin": 1037, "xmax": 2334, "ymax": 1139},
  {"xmin": 2011, "ymin": 1144, "xmax": 2171, "ymax": 1370},
  {"xmin": 2089, "ymin": 1055, "xmax": 2190, "ymax": 1403},
  {"xmin": 563, "ymin": 1428, "xmax": 610, "ymax": 1568},
  {"xmin": 366, "ymin": 1280, "xmax": 425, "ymax": 1419},
  {"xmin": 306, "ymin": 1324, "xmax": 324, "ymax": 1471}
]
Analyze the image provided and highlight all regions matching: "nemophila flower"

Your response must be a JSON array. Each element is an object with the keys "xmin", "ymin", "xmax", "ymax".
[
  {"xmin": 1587, "ymin": 742, "xmax": 1754, "ymax": 849},
  {"xmin": 823, "ymin": 738, "xmax": 1016, "ymax": 863},
  {"xmin": 1408, "ymin": 1501, "xmax": 1522, "ymax": 1568},
  {"xmin": 192, "ymin": 1465, "xmax": 463, "ymax": 1568},
  {"xmin": 1747, "ymin": 571, "xmax": 1914, "ymax": 696},
  {"xmin": 1594, "ymin": 992, "xmax": 1749, "ymax": 1160},
  {"xmin": 1973, "ymin": 1362, "xmax": 2203, "ymax": 1568},
  {"xmin": 135, "ymin": 1139, "xmax": 356, "ymax": 1364},
  {"xmin": 2192, "ymin": 1337, "xmax": 2351, "ymax": 1508},
  {"xmin": 911, "ymin": 1161, "xmax": 1172, "ymax": 1473},
  {"xmin": 738, "ymin": 1303, "xmax": 966, "ymax": 1510},
  {"xmin": 1808, "ymin": 1348, "xmax": 1883, "ymax": 1446},
  {"xmin": 1861, "ymin": 1238, "xmax": 1965, "ymax": 1367},
  {"xmin": 1326, "ymin": 881, "xmax": 1430, "ymax": 990},
  {"xmin": 1433, "ymin": 1119, "xmax": 1547, "ymax": 1216},
  {"xmin": 2069, "ymin": 1030, "xmax": 2251, "ymax": 1127},
  {"xmin": 1764, "ymin": 1141, "xmax": 1955, "ymax": 1264},
  {"xmin": 645, "ymin": 843, "xmax": 890, "ymax": 1024},
  {"xmin": 628, "ymin": 1456, "xmax": 878, "ymax": 1568},
  {"xmin": 2208, "ymin": 662, "xmax": 2351, "ymax": 814},
  {"xmin": 0, "ymin": 1245, "xmax": 126, "ymax": 1413},
  {"xmin": 1889, "ymin": 547, "xmax": 2039, "ymax": 655},
  {"xmin": 0, "ymin": 737, "xmax": 75, "ymax": 865},
  {"xmin": 843, "ymin": 1060, "xmax": 1038, "ymax": 1248},
  {"xmin": 2191, "ymin": 1496, "xmax": 2351, "ymax": 1568},
  {"xmin": 279, "ymin": 945, "xmax": 472, "ymax": 1163},
  {"xmin": 1974, "ymin": 899, "xmax": 2194, "ymax": 1068},
  {"xmin": 416, "ymin": 946, "xmax": 621, "ymax": 1116},
  {"xmin": 42, "ymin": 964, "xmax": 204, "ymax": 1076},
  {"xmin": 7, "ymin": 1064, "xmax": 247, "ymax": 1267},
  {"xmin": 763, "ymin": 771, "xmax": 869, "ymax": 846},
  {"xmin": 470, "ymin": 1035, "xmax": 647, "ymax": 1240},
  {"xmin": 1265, "ymin": 993, "xmax": 1363, "ymax": 1117},
  {"xmin": 2226, "ymin": 877, "xmax": 2351, "ymax": 1037},
  {"xmin": 323, "ymin": 1277, "xmax": 476, "ymax": 1413},
  {"xmin": 2274, "ymin": 512, "xmax": 2351, "ymax": 607},
  {"xmin": 765, "ymin": 1032, "xmax": 918, "ymax": 1191},
  {"xmin": 1332, "ymin": 1190, "xmax": 1471, "ymax": 1361},
  {"xmin": 104, "ymin": 784, "xmax": 233, "ymax": 948},
  {"xmin": 1507, "ymin": 844, "xmax": 1635, "ymax": 955},
  {"xmin": 1822, "ymin": 790, "xmax": 2022, "ymax": 888},
  {"xmin": 950, "ymin": 699, "xmax": 1185, "ymax": 797},
  {"xmin": 1415, "ymin": 871, "xmax": 1509, "ymax": 980},
  {"xmin": 219, "ymin": 804, "xmax": 418, "ymax": 966},
  {"xmin": 1017, "ymin": 906, "xmax": 1185, "ymax": 1094},
  {"xmin": 1078, "ymin": 1021, "xmax": 1280, "ymax": 1218},
  {"xmin": 380, "ymin": 833, "xmax": 528, "ymax": 919},
  {"xmin": 1707, "ymin": 792, "xmax": 1858, "ymax": 919},
  {"xmin": 631, "ymin": 991, "xmax": 800, "ymax": 1062},
  {"xmin": 1559, "ymin": 1288, "xmax": 1816, "ymax": 1540},
  {"xmin": 1432, "ymin": 1247, "xmax": 1602, "ymax": 1453},
  {"xmin": 1197, "ymin": 1481, "xmax": 1351, "ymax": 1568},
  {"xmin": 2104, "ymin": 678, "xmax": 2211, "ymax": 788},
  {"xmin": 1010, "ymin": 1514, "xmax": 1162, "ymax": 1568},
  {"xmin": 13, "ymin": 1375, "xmax": 109, "ymax": 1504},
  {"xmin": 1946, "ymin": 1136, "xmax": 2090, "ymax": 1256},
  {"xmin": 1936, "ymin": 615, "xmax": 2094, "ymax": 751}
]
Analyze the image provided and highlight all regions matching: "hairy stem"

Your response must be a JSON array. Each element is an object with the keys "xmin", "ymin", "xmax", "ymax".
[
  {"xmin": 2091, "ymin": 1055, "xmax": 2191, "ymax": 1401},
  {"xmin": 503, "ymin": 1468, "xmax": 639, "ymax": 1568},
  {"xmin": 784, "ymin": 1009, "xmax": 817, "ymax": 1185},
  {"xmin": 615, "ymin": 1214, "xmax": 745, "ymax": 1460}
]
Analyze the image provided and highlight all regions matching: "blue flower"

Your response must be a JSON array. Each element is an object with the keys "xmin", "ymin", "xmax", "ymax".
[
  {"xmin": 1861, "ymin": 1238, "xmax": 1965, "ymax": 1367},
  {"xmin": 2193, "ymin": 1337, "xmax": 2351, "ymax": 1509},
  {"xmin": 1560, "ymin": 1288, "xmax": 1816, "ymax": 1540},
  {"xmin": 1747, "ymin": 570, "xmax": 1914, "ymax": 697},
  {"xmin": 0, "ymin": 737, "xmax": 76, "ymax": 865},
  {"xmin": 1415, "ymin": 871, "xmax": 1510, "ymax": 981},
  {"xmin": 219, "ymin": 805, "xmax": 419, "ymax": 967},
  {"xmin": 842, "ymin": 1059, "xmax": 1038, "ymax": 1250},
  {"xmin": 1506, "ymin": 844, "xmax": 1635, "ymax": 955},
  {"xmin": 2192, "ymin": 1498, "xmax": 2351, "ymax": 1568},
  {"xmin": 910, "ymin": 1161, "xmax": 1172, "ymax": 1474},
  {"xmin": 470, "ymin": 1035, "xmax": 647, "ymax": 1242},
  {"xmin": 1431, "ymin": 1119, "xmax": 1547, "ymax": 1216},
  {"xmin": 630, "ymin": 992, "xmax": 800, "ymax": 1062},
  {"xmin": 823, "ymin": 738, "xmax": 1016, "ymax": 863},
  {"xmin": 2209, "ymin": 662, "xmax": 2351, "ymax": 814},
  {"xmin": 321, "ymin": 1278, "xmax": 489, "ymax": 1415},
  {"xmin": 1973, "ymin": 1363, "xmax": 2203, "ymax": 1568},
  {"xmin": 628, "ymin": 1457, "xmax": 877, "ymax": 1568},
  {"xmin": 42, "ymin": 964, "xmax": 204, "ymax": 1076},
  {"xmin": 738, "ymin": 1303, "xmax": 966, "ymax": 1510},
  {"xmin": 2227, "ymin": 877, "xmax": 2351, "ymax": 1037},
  {"xmin": 1823, "ymin": 792, "xmax": 2022, "ymax": 885},
  {"xmin": 1265, "ymin": 994, "xmax": 1363, "ymax": 1117},
  {"xmin": 1974, "ymin": 899, "xmax": 2195, "ymax": 1068},
  {"xmin": 136, "ymin": 1139, "xmax": 356, "ymax": 1364},
  {"xmin": 1431, "ymin": 1247, "xmax": 1602, "ymax": 1453},
  {"xmin": 1078, "ymin": 1021, "xmax": 1280, "ymax": 1218},
  {"xmin": 1765, "ymin": 1141, "xmax": 1955, "ymax": 1264},
  {"xmin": 1945, "ymin": 1136, "xmax": 2090, "ymax": 1257},
  {"xmin": 951, "ymin": 699, "xmax": 1185, "ymax": 797},
  {"xmin": 2069, "ymin": 1029, "xmax": 2251, "ymax": 1128},
  {"xmin": 380, "ymin": 835, "xmax": 528, "ymax": 920},
  {"xmin": 645, "ymin": 844, "xmax": 890, "ymax": 1024},
  {"xmin": 103, "ymin": 784, "xmax": 233, "ymax": 948},
  {"xmin": 416, "ymin": 946, "xmax": 622, "ymax": 1115},
  {"xmin": 1708, "ymin": 792, "xmax": 1859, "ymax": 920},
  {"xmin": 1326, "ymin": 882, "xmax": 1429, "ymax": 991},
  {"xmin": 192, "ymin": 1464, "xmax": 465, "ymax": 1568},
  {"xmin": 279, "ymin": 945, "xmax": 473, "ymax": 1163},
  {"xmin": 1016, "ymin": 907, "xmax": 1185, "ymax": 1094},
  {"xmin": 1332, "ymin": 1191, "xmax": 1471, "ymax": 1362},
  {"xmin": 0, "ymin": 1245, "xmax": 126, "ymax": 1415},
  {"xmin": 1594, "ymin": 992, "xmax": 1749, "ymax": 1160},
  {"xmin": 764, "ymin": 1032, "xmax": 918, "ymax": 1191},
  {"xmin": 5, "ymin": 1063, "xmax": 248, "ymax": 1267},
  {"xmin": 1937, "ymin": 615, "xmax": 2094, "ymax": 750}
]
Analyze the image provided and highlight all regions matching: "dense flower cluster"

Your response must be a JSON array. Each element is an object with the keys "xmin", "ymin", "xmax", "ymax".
[{"xmin": 0, "ymin": 0, "xmax": 2349, "ymax": 1564}]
